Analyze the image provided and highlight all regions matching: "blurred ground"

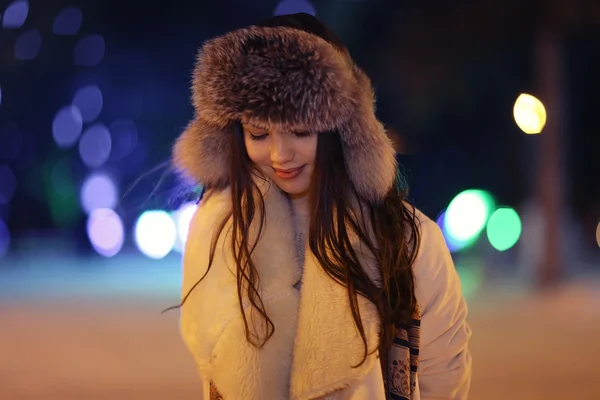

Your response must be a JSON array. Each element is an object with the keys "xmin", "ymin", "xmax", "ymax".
[{"xmin": 1, "ymin": 254, "xmax": 600, "ymax": 399}]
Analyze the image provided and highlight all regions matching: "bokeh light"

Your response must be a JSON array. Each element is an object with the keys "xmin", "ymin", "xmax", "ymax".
[
  {"xmin": 596, "ymin": 222, "xmax": 600, "ymax": 248},
  {"xmin": 52, "ymin": 105, "xmax": 83, "ymax": 148},
  {"xmin": 513, "ymin": 93, "xmax": 547, "ymax": 134},
  {"xmin": 134, "ymin": 210, "xmax": 177, "ymax": 259},
  {"xmin": 444, "ymin": 189, "xmax": 495, "ymax": 246},
  {"xmin": 2, "ymin": 0, "xmax": 29, "ymax": 29},
  {"xmin": 52, "ymin": 6, "xmax": 82, "ymax": 35},
  {"xmin": 486, "ymin": 207, "xmax": 522, "ymax": 251},
  {"xmin": 171, "ymin": 202, "xmax": 197, "ymax": 253},
  {"xmin": 86, "ymin": 208, "xmax": 124, "ymax": 257},
  {"xmin": 50, "ymin": 157, "xmax": 76, "ymax": 199},
  {"xmin": 72, "ymin": 85, "xmax": 103, "ymax": 123},
  {"xmin": 78, "ymin": 123, "xmax": 112, "ymax": 168},
  {"xmin": 455, "ymin": 258, "xmax": 485, "ymax": 300},
  {"xmin": 73, "ymin": 34, "xmax": 105, "ymax": 66},
  {"xmin": 44, "ymin": 158, "xmax": 78, "ymax": 227},
  {"xmin": 14, "ymin": 29, "xmax": 41, "ymax": 60},
  {"xmin": 274, "ymin": 0, "xmax": 316, "ymax": 16},
  {"xmin": 0, "ymin": 164, "xmax": 17, "ymax": 204},
  {"xmin": 436, "ymin": 211, "xmax": 473, "ymax": 252},
  {"xmin": 109, "ymin": 119, "xmax": 139, "ymax": 161},
  {"xmin": 0, "ymin": 217, "xmax": 9, "ymax": 259},
  {"xmin": 80, "ymin": 172, "xmax": 118, "ymax": 214}
]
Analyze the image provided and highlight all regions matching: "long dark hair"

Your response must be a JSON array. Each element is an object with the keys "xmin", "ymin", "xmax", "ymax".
[
  {"xmin": 309, "ymin": 131, "xmax": 420, "ymax": 363},
  {"xmin": 169, "ymin": 13, "xmax": 421, "ymax": 365}
]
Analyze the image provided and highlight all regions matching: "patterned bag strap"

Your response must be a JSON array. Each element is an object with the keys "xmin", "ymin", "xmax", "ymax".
[
  {"xmin": 209, "ymin": 382, "xmax": 224, "ymax": 400},
  {"xmin": 381, "ymin": 306, "xmax": 421, "ymax": 400}
]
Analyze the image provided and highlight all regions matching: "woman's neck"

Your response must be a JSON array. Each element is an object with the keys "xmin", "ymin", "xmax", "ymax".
[{"xmin": 288, "ymin": 192, "xmax": 310, "ymax": 218}]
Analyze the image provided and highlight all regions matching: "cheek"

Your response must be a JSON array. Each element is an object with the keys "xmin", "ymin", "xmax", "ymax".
[
  {"xmin": 244, "ymin": 137, "xmax": 267, "ymax": 165},
  {"xmin": 300, "ymin": 137, "xmax": 318, "ymax": 164}
]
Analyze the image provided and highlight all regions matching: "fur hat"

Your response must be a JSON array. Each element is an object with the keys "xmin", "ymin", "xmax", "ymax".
[{"xmin": 173, "ymin": 15, "xmax": 397, "ymax": 202}]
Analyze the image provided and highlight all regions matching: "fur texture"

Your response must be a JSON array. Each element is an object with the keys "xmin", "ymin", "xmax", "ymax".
[
  {"xmin": 180, "ymin": 184, "xmax": 382, "ymax": 399},
  {"xmin": 173, "ymin": 25, "xmax": 397, "ymax": 202}
]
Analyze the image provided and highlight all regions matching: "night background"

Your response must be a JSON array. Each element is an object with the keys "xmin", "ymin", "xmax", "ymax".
[{"xmin": 0, "ymin": 0, "xmax": 599, "ymax": 399}]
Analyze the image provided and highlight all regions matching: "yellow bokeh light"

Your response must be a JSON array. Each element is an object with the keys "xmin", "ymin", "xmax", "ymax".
[{"xmin": 513, "ymin": 93, "xmax": 547, "ymax": 134}]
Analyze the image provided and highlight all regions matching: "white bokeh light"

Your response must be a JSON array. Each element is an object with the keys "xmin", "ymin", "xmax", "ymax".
[
  {"xmin": 80, "ymin": 172, "xmax": 118, "ymax": 214},
  {"xmin": 436, "ymin": 210, "xmax": 470, "ymax": 253},
  {"xmin": 86, "ymin": 208, "xmax": 124, "ymax": 257},
  {"xmin": 444, "ymin": 190, "xmax": 494, "ymax": 243},
  {"xmin": 171, "ymin": 202, "xmax": 197, "ymax": 253},
  {"xmin": 134, "ymin": 210, "xmax": 177, "ymax": 259}
]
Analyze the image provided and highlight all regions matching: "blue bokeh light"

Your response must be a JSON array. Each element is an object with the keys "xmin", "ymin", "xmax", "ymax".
[
  {"xmin": 73, "ymin": 34, "xmax": 105, "ymax": 66},
  {"xmin": 2, "ymin": 0, "xmax": 29, "ymax": 29},
  {"xmin": 53, "ymin": 7, "xmax": 82, "ymax": 36}
]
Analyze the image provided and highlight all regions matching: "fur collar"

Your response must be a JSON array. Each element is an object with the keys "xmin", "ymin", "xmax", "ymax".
[{"xmin": 180, "ymin": 183, "xmax": 381, "ymax": 399}]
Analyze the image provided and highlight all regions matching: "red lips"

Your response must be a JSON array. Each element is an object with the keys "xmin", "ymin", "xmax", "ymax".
[{"xmin": 274, "ymin": 165, "xmax": 305, "ymax": 180}]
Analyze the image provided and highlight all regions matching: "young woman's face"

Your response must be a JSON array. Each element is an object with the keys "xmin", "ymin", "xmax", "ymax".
[{"xmin": 242, "ymin": 123, "xmax": 317, "ymax": 197}]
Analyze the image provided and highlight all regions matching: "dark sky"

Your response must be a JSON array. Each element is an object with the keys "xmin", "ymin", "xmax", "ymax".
[{"xmin": 0, "ymin": 0, "xmax": 598, "ymax": 238}]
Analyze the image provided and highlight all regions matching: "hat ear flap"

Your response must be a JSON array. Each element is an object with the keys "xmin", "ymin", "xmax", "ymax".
[
  {"xmin": 173, "ymin": 118, "xmax": 232, "ymax": 189},
  {"xmin": 339, "ymin": 69, "xmax": 397, "ymax": 202},
  {"xmin": 339, "ymin": 116, "xmax": 397, "ymax": 203}
]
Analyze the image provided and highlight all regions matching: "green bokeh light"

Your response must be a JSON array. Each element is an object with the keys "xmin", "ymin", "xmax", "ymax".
[
  {"xmin": 455, "ymin": 258, "xmax": 485, "ymax": 300},
  {"xmin": 486, "ymin": 207, "xmax": 522, "ymax": 251},
  {"xmin": 44, "ymin": 158, "xmax": 79, "ymax": 227}
]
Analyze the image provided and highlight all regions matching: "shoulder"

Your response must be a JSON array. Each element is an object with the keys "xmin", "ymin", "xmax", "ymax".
[
  {"xmin": 413, "ymin": 208, "xmax": 447, "ymax": 262},
  {"xmin": 410, "ymin": 208, "xmax": 462, "ymax": 312},
  {"xmin": 188, "ymin": 188, "xmax": 232, "ymax": 237},
  {"xmin": 181, "ymin": 188, "xmax": 236, "ymax": 301},
  {"xmin": 409, "ymin": 209, "xmax": 472, "ymax": 397},
  {"xmin": 183, "ymin": 188, "xmax": 232, "ymax": 280}
]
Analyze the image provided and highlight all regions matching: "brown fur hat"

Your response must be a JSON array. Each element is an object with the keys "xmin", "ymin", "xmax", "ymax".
[{"xmin": 173, "ymin": 17, "xmax": 397, "ymax": 202}]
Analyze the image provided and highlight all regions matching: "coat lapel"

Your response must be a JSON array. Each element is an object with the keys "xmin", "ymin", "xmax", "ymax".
[
  {"xmin": 181, "ymin": 184, "xmax": 301, "ymax": 400},
  {"xmin": 181, "ymin": 182, "xmax": 382, "ymax": 400},
  {"xmin": 290, "ymin": 237, "xmax": 381, "ymax": 399}
]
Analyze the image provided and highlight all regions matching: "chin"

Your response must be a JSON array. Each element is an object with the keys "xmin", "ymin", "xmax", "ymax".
[
  {"xmin": 273, "ymin": 178, "xmax": 310, "ymax": 196},
  {"xmin": 276, "ymin": 183, "xmax": 309, "ymax": 196}
]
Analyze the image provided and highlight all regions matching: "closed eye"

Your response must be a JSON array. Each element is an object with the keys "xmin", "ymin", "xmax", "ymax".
[
  {"xmin": 292, "ymin": 131, "xmax": 311, "ymax": 138},
  {"xmin": 249, "ymin": 133, "xmax": 268, "ymax": 141}
]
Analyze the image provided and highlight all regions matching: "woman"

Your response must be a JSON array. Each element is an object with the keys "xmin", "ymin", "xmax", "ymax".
[{"xmin": 172, "ymin": 12, "xmax": 471, "ymax": 400}]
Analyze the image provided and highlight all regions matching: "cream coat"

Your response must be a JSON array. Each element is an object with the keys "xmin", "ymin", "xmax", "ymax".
[{"xmin": 180, "ymin": 185, "xmax": 472, "ymax": 399}]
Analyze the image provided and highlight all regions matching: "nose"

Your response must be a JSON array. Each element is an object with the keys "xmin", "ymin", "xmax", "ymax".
[{"xmin": 270, "ymin": 133, "xmax": 294, "ymax": 165}]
